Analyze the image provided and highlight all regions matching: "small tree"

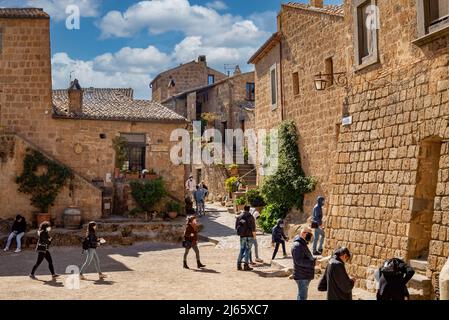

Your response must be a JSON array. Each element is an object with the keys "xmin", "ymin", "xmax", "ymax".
[{"xmin": 130, "ymin": 178, "xmax": 167, "ymax": 212}]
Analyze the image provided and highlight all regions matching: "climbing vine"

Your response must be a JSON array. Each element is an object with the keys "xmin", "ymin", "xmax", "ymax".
[{"xmin": 15, "ymin": 149, "xmax": 74, "ymax": 213}]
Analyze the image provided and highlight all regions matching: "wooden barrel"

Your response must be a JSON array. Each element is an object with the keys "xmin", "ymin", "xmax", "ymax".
[{"xmin": 63, "ymin": 207, "xmax": 82, "ymax": 230}]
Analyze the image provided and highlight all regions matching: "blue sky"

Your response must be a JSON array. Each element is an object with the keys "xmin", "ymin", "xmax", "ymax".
[{"xmin": 1, "ymin": 0, "xmax": 342, "ymax": 99}]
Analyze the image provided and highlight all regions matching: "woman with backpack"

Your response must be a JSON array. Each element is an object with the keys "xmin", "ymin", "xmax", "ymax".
[
  {"xmin": 183, "ymin": 215, "xmax": 206, "ymax": 269},
  {"xmin": 29, "ymin": 221, "xmax": 59, "ymax": 279},
  {"xmin": 376, "ymin": 258, "xmax": 415, "ymax": 300},
  {"xmin": 79, "ymin": 221, "xmax": 107, "ymax": 280}
]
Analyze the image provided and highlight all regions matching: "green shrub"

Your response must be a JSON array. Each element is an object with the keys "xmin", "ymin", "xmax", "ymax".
[
  {"xmin": 128, "ymin": 207, "xmax": 144, "ymax": 216},
  {"xmin": 246, "ymin": 188, "xmax": 266, "ymax": 207},
  {"xmin": 130, "ymin": 178, "xmax": 167, "ymax": 212},
  {"xmin": 166, "ymin": 201, "xmax": 182, "ymax": 213},
  {"xmin": 258, "ymin": 204, "xmax": 287, "ymax": 233},
  {"xmin": 225, "ymin": 176, "xmax": 239, "ymax": 193},
  {"xmin": 234, "ymin": 196, "xmax": 247, "ymax": 206},
  {"xmin": 260, "ymin": 120, "xmax": 316, "ymax": 211}
]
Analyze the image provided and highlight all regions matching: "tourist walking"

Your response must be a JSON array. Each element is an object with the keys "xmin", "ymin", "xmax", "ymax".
[
  {"xmin": 271, "ymin": 219, "xmax": 288, "ymax": 260},
  {"xmin": 236, "ymin": 205, "xmax": 256, "ymax": 271},
  {"xmin": 311, "ymin": 196, "xmax": 325, "ymax": 255},
  {"xmin": 193, "ymin": 185, "xmax": 207, "ymax": 216},
  {"xmin": 183, "ymin": 215, "xmax": 205, "ymax": 269},
  {"xmin": 248, "ymin": 208, "xmax": 263, "ymax": 264},
  {"xmin": 185, "ymin": 174, "xmax": 196, "ymax": 199},
  {"xmin": 79, "ymin": 221, "xmax": 107, "ymax": 280},
  {"xmin": 292, "ymin": 226, "xmax": 316, "ymax": 300},
  {"xmin": 318, "ymin": 247, "xmax": 355, "ymax": 300},
  {"xmin": 3, "ymin": 214, "xmax": 27, "ymax": 253},
  {"xmin": 376, "ymin": 258, "xmax": 415, "ymax": 300},
  {"xmin": 29, "ymin": 221, "xmax": 59, "ymax": 279}
]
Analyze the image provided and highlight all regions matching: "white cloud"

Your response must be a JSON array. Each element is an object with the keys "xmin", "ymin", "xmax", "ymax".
[
  {"xmin": 52, "ymin": 52, "xmax": 152, "ymax": 99},
  {"xmin": 205, "ymin": 1, "xmax": 228, "ymax": 11},
  {"xmin": 0, "ymin": 0, "xmax": 101, "ymax": 21}
]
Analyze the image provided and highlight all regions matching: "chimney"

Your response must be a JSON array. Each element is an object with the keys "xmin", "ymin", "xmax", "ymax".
[
  {"xmin": 310, "ymin": 0, "xmax": 323, "ymax": 8},
  {"xmin": 233, "ymin": 65, "xmax": 242, "ymax": 76},
  {"xmin": 68, "ymin": 79, "xmax": 83, "ymax": 113},
  {"xmin": 198, "ymin": 55, "xmax": 207, "ymax": 65},
  {"xmin": 167, "ymin": 77, "xmax": 176, "ymax": 99}
]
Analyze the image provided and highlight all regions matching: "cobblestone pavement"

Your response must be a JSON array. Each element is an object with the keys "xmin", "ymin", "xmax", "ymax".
[{"xmin": 0, "ymin": 204, "xmax": 327, "ymax": 300}]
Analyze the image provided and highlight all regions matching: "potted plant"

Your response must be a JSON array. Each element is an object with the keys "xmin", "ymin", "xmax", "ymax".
[
  {"xmin": 246, "ymin": 188, "xmax": 266, "ymax": 213},
  {"xmin": 228, "ymin": 164, "xmax": 239, "ymax": 176},
  {"xmin": 166, "ymin": 201, "xmax": 182, "ymax": 219},
  {"xmin": 243, "ymin": 147, "xmax": 249, "ymax": 163},
  {"xmin": 121, "ymin": 226, "xmax": 133, "ymax": 246},
  {"xmin": 234, "ymin": 196, "xmax": 247, "ymax": 213},
  {"xmin": 201, "ymin": 112, "xmax": 219, "ymax": 126},
  {"xmin": 112, "ymin": 136, "xmax": 128, "ymax": 179},
  {"xmin": 225, "ymin": 176, "xmax": 239, "ymax": 198},
  {"xmin": 126, "ymin": 169, "xmax": 140, "ymax": 180},
  {"xmin": 130, "ymin": 178, "xmax": 167, "ymax": 214},
  {"xmin": 16, "ymin": 149, "xmax": 73, "ymax": 227},
  {"xmin": 142, "ymin": 168, "xmax": 158, "ymax": 180}
]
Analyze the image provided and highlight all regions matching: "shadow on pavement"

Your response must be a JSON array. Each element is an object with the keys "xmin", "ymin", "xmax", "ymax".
[
  {"xmin": 199, "ymin": 209, "xmax": 236, "ymax": 239},
  {"xmin": 192, "ymin": 268, "xmax": 220, "ymax": 274}
]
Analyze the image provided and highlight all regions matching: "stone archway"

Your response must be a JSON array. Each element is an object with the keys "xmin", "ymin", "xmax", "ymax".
[{"xmin": 408, "ymin": 136, "xmax": 442, "ymax": 260}]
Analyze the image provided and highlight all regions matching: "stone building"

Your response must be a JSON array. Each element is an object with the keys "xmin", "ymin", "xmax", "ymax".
[
  {"xmin": 250, "ymin": 0, "xmax": 449, "ymax": 298},
  {"xmin": 151, "ymin": 55, "xmax": 227, "ymax": 102},
  {"xmin": 162, "ymin": 69, "xmax": 257, "ymax": 199},
  {"xmin": 0, "ymin": 8, "xmax": 187, "ymax": 225}
]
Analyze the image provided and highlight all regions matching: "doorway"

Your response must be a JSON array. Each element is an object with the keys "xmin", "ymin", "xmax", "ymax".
[{"xmin": 408, "ymin": 138, "xmax": 442, "ymax": 260}]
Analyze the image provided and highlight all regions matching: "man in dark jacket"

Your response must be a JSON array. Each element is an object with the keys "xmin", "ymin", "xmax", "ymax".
[
  {"xmin": 376, "ymin": 258, "xmax": 415, "ymax": 300},
  {"xmin": 311, "ymin": 196, "xmax": 325, "ymax": 255},
  {"xmin": 271, "ymin": 219, "xmax": 288, "ymax": 260},
  {"xmin": 291, "ymin": 226, "xmax": 316, "ymax": 300},
  {"xmin": 3, "ymin": 214, "xmax": 27, "ymax": 253},
  {"xmin": 318, "ymin": 247, "xmax": 355, "ymax": 300},
  {"xmin": 236, "ymin": 205, "xmax": 256, "ymax": 271}
]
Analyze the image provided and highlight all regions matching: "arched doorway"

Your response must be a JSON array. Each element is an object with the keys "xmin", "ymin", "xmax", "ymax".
[{"xmin": 408, "ymin": 137, "xmax": 442, "ymax": 260}]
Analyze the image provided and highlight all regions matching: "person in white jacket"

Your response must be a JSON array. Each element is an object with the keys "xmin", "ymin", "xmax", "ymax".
[{"xmin": 185, "ymin": 174, "xmax": 196, "ymax": 199}]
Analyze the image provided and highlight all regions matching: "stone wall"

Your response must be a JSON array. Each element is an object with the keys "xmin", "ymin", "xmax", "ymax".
[
  {"xmin": 151, "ymin": 60, "xmax": 226, "ymax": 102},
  {"xmin": 0, "ymin": 134, "xmax": 102, "ymax": 225}
]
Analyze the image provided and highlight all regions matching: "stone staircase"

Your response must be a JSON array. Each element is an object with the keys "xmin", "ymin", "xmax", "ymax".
[
  {"xmin": 408, "ymin": 259, "xmax": 432, "ymax": 300},
  {"xmin": 238, "ymin": 164, "xmax": 257, "ymax": 187}
]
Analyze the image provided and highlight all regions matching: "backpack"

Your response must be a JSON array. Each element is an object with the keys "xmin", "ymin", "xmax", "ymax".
[
  {"xmin": 379, "ymin": 258, "xmax": 405, "ymax": 277},
  {"xmin": 236, "ymin": 214, "xmax": 251, "ymax": 236},
  {"xmin": 82, "ymin": 236, "xmax": 90, "ymax": 251}
]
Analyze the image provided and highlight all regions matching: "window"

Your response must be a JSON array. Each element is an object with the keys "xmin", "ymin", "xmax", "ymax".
[
  {"xmin": 325, "ymin": 57, "xmax": 334, "ymax": 86},
  {"xmin": 292, "ymin": 72, "xmax": 300, "ymax": 96},
  {"xmin": 121, "ymin": 133, "xmax": 146, "ymax": 172},
  {"xmin": 270, "ymin": 64, "xmax": 277, "ymax": 110},
  {"xmin": 353, "ymin": 0, "xmax": 379, "ymax": 69},
  {"xmin": 415, "ymin": 0, "xmax": 449, "ymax": 44},
  {"xmin": 208, "ymin": 74, "xmax": 215, "ymax": 85},
  {"xmin": 246, "ymin": 82, "xmax": 255, "ymax": 101}
]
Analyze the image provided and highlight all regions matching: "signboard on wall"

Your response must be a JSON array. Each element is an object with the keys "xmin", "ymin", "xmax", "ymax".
[{"xmin": 342, "ymin": 116, "xmax": 352, "ymax": 126}]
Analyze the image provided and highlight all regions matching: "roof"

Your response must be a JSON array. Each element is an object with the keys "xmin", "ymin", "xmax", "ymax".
[
  {"xmin": 161, "ymin": 71, "xmax": 255, "ymax": 104},
  {"xmin": 248, "ymin": 32, "xmax": 282, "ymax": 64},
  {"xmin": 52, "ymin": 88, "xmax": 187, "ymax": 123},
  {"xmin": 0, "ymin": 8, "xmax": 50, "ymax": 19},
  {"xmin": 283, "ymin": 2, "xmax": 344, "ymax": 17}
]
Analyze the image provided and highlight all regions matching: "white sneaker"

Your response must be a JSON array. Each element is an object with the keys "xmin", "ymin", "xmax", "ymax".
[
  {"xmin": 3, "ymin": 248, "xmax": 9, "ymax": 252},
  {"xmin": 14, "ymin": 249, "xmax": 21, "ymax": 253}
]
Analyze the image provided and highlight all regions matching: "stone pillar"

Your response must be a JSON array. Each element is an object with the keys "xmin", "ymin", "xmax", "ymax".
[{"xmin": 440, "ymin": 257, "xmax": 449, "ymax": 300}]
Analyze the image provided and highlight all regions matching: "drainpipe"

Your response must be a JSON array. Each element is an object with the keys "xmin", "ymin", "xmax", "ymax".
[{"xmin": 278, "ymin": 14, "xmax": 285, "ymax": 122}]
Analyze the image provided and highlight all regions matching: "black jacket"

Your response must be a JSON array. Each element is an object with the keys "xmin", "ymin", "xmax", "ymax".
[
  {"xmin": 318, "ymin": 256, "xmax": 354, "ymax": 300},
  {"xmin": 12, "ymin": 219, "xmax": 27, "ymax": 234},
  {"xmin": 38, "ymin": 231, "xmax": 52, "ymax": 247},
  {"xmin": 235, "ymin": 211, "xmax": 256, "ymax": 238},
  {"xmin": 87, "ymin": 232, "xmax": 99, "ymax": 249},
  {"xmin": 291, "ymin": 236, "xmax": 316, "ymax": 280},
  {"xmin": 272, "ymin": 223, "xmax": 287, "ymax": 243},
  {"xmin": 377, "ymin": 262, "xmax": 415, "ymax": 300}
]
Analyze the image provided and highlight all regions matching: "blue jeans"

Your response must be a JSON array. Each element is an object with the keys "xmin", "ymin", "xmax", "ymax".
[
  {"xmin": 245, "ymin": 238, "xmax": 259, "ymax": 262},
  {"xmin": 196, "ymin": 201, "xmax": 205, "ymax": 216},
  {"xmin": 5, "ymin": 232, "xmax": 24, "ymax": 250},
  {"xmin": 312, "ymin": 227, "xmax": 325, "ymax": 252},
  {"xmin": 237, "ymin": 237, "xmax": 253, "ymax": 265},
  {"xmin": 80, "ymin": 249, "xmax": 101, "ymax": 274},
  {"xmin": 296, "ymin": 280, "xmax": 311, "ymax": 300}
]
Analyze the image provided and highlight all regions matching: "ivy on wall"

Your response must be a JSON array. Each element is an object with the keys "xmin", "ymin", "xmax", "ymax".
[{"xmin": 15, "ymin": 149, "xmax": 74, "ymax": 213}]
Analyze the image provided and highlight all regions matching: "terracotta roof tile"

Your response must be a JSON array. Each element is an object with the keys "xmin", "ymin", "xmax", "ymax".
[
  {"xmin": 284, "ymin": 2, "xmax": 344, "ymax": 17},
  {"xmin": 52, "ymin": 88, "xmax": 187, "ymax": 123},
  {"xmin": 0, "ymin": 8, "xmax": 49, "ymax": 19}
]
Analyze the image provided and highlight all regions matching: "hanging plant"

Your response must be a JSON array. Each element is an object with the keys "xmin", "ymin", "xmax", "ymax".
[
  {"xmin": 112, "ymin": 136, "xmax": 128, "ymax": 170},
  {"xmin": 15, "ymin": 149, "xmax": 74, "ymax": 213}
]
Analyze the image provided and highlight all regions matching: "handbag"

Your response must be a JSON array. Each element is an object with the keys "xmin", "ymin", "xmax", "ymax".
[
  {"xmin": 182, "ymin": 240, "xmax": 192, "ymax": 249},
  {"xmin": 36, "ymin": 242, "xmax": 48, "ymax": 252}
]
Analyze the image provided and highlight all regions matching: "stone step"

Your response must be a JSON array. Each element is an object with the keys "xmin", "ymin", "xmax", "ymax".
[
  {"xmin": 408, "ymin": 273, "xmax": 432, "ymax": 298},
  {"xmin": 409, "ymin": 259, "xmax": 428, "ymax": 273}
]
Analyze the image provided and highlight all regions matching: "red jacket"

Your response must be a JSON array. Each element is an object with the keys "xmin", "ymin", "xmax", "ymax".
[{"xmin": 184, "ymin": 223, "xmax": 198, "ymax": 245}]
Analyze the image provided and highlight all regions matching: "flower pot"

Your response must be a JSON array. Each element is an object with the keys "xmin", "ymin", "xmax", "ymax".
[
  {"xmin": 63, "ymin": 206, "xmax": 82, "ymax": 230},
  {"xmin": 235, "ymin": 204, "xmax": 245, "ymax": 213},
  {"xmin": 36, "ymin": 213, "xmax": 51, "ymax": 228},
  {"xmin": 143, "ymin": 174, "xmax": 158, "ymax": 180},
  {"xmin": 168, "ymin": 211, "xmax": 178, "ymax": 219},
  {"xmin": 114, "ymin": 168, "xmax": 121, "ymax": 178},
  {"xmin": 126, "ymin": 173, "xmax": 140, "ymax": 180}
]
